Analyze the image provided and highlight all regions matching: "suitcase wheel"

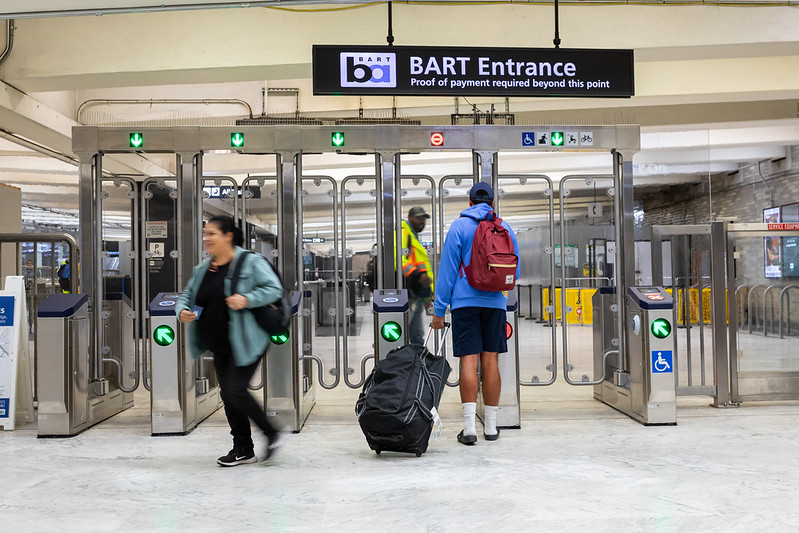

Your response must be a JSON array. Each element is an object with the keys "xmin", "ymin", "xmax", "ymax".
[
  {"xmin": 375, "ymin": 449, "xmax": 381, "ymax": 455},
  {"xmin": 415, "ymin": 450, "xmax": 422, "ymax": 457}
]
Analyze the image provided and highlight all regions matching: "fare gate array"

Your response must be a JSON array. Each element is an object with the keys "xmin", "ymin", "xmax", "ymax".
[{"xmin": 56, "ymin": 123, "xmax": 660, "ymax": 437}]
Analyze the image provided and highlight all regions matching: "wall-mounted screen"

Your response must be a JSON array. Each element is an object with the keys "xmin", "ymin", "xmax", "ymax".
[
  {"xmin": 782, "ymin": 203, "xmax": 799, "ymax": 278},
  {"xmin": 764, "ymin": 206, "xmax": 782, "ymax": 279}
]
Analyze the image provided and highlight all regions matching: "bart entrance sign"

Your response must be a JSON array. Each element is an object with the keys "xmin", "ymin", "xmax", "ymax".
[{"xmin": 313, "ymin": 45, "xmax": 634, "ymax": 98}]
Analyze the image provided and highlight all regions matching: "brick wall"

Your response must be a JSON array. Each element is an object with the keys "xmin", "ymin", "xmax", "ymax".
[{"xmin": 637, "ymin": 145, "xmax": 799, "ymax": 332}]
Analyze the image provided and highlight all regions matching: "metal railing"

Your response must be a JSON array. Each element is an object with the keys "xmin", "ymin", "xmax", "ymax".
[
  {"xmin": 0, "ymin": 233, "xmax": 78, "ymax": 402},
  {"xmin": 779, "ymin": 285, "xmax": 799, "ymax": 339}
]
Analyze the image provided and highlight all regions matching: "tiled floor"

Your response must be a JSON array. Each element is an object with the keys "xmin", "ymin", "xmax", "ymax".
[{"xmin": 3, "ymin": 309, "xmax": 799, "ymax": 532}]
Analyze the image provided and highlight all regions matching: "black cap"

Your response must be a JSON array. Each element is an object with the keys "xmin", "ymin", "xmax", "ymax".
[
  {"xmin": 408, "ymin": 206, "xmax": 430, "ymax": 219},
  {"xmin": 469, "ymin": 182, "xmax": 494, "ymax": 203}
]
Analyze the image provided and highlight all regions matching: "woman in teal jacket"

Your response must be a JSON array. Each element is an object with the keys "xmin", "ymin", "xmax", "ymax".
[{"xmin": 176, "ymin": 216, "xmax": 283, "ymax": 466}]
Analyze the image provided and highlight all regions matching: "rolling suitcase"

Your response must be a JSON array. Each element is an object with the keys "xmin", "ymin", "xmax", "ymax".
[{"xmin": 356, "ymin": 324, "xmax": 452, "ymax": 456}]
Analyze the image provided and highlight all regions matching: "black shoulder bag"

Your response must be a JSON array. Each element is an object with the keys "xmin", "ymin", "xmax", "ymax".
[{"xmin": 230, "ymin": 251, "xmax": 291, "ymax": 336}]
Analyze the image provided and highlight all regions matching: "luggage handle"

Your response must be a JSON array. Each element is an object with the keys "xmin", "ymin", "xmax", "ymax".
[{"xmin": 423, "ymin": 322, "xmax": 451, "ymax": 357}]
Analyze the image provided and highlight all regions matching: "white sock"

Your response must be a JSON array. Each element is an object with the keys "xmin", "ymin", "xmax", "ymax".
[
  {"xmin": 484, "ymin": 405, "xmax": 498, "ymax": 435},
  {"xmin": 462, "ymin": 402, "xmax": 476, "ymax": 436}
]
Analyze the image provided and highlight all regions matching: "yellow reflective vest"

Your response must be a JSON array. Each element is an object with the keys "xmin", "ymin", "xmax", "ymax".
[{"xmin": 399, "ymin": 220, "xmax": 434, "ymax": 300}]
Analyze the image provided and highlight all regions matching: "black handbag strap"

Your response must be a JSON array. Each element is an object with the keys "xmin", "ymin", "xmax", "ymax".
[
  {"xmin": 230, "ymin": 251, "xmax": 284, "ymax": 296},
  {"xmin": 229, "ymin": 251, "xmax": 252, "ymax": 295}
]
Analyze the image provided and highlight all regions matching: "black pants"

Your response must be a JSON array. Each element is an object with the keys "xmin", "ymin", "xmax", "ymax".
[{"xmin": 213, "ymin": 351, "xmax": 277, "ymax": 454}]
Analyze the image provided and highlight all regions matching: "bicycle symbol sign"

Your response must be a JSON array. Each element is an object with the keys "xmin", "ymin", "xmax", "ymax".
[{"xmin": 651, "ymin": 350, "xmax": 673, "ymax": 373}]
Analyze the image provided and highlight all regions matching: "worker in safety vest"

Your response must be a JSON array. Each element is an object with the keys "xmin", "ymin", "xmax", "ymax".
[{"xmin": 401, "ymin": 206, "xmax": 434, "ymax": 345}]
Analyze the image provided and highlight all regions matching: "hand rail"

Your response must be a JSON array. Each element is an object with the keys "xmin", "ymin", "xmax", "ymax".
[
  {"xmin": 735, "ymin": 285, "xmax": 748, "ymax": 329},
  {"xmin": 779, "ymin": 285, "xmax": 799, "ymax": 339},
  {"xmin": 762, "ymin": 284, "xmax": 781, "ymax": 336},
  {"xmin": 0, "ymin": 233, "xmax": 78, "ymax": 292},
  {"xmin": 747, "ymin": 284, "xmax": 767, "ymax": 334}
]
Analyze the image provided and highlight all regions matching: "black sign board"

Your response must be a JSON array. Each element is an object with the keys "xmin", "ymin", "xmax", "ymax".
[{"xmin": 313, "ymin": 45, "xmax": 634, "ymax": 98}]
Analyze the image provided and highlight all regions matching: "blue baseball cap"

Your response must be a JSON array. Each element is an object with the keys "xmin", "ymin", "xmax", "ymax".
[{"xmin": 469, "ymin": 182, "xmax": 494, "ymax": 203}]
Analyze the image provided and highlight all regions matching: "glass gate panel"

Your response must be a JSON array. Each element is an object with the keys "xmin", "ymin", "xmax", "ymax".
[
  {"xmin": 496, "ymin": 174, "xmax": 556, "ymax": 386},
  {"xmin": 299, "ymin": 176, "xmax": 340, "ymax": 386},
  {"xmin": 241, "ymin": 176, "xmax": 279, "ymax": 262},
  {"xmin": 101, "ymin": 177, "xmax": 139, "ymax": 393},
  {"xmin": 559, "ymin": 174, "xmax": 617, "ymax": 384},
  {"xmin": 733, "ymin": 233, "xmax": 799, "ymax": 373},
  {"xmin": 142, "ymin": 178, "xmax": 178, "ymax": 301},
  {"xmin": 201, "ymin": 177, "xmax": 239, "ymax": 230}
]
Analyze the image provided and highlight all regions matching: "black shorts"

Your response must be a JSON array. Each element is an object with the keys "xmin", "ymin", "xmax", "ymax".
[{"xmin": 451, "ymin": 307, "xmax": 508, "ymax": 357}]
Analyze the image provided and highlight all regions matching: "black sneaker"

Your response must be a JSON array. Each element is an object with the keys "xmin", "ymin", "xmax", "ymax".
[
  {"xmin": 263, "ymin": 430, "xmax": 286, "ymax": 462},
  {"xmin": 217, "ymin": 449, "xmax": 257, "ymax": 467}
]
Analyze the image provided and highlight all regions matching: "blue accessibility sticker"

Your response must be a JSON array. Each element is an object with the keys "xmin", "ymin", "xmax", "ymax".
[
  {"xmin": 651, "ymin": 350, "xmax": 673, "ymax": 373},
  {"xmin": 521, "ymin": 132, "xmax": 536, "ymax": 147},
  {"xmin": 0, "ymin": 398, "xmax": 8, "ymax": 418}
]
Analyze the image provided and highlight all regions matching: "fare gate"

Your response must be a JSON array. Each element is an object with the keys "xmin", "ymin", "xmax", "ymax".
[
  {"xmin": 594, "ymin": 287, "xmax": 677, "ymax": 425},
  {"xmin": 148, "ymin": 292, "xmax": 221, "ymax": 435},
  {"xmin": 73, "ymin": 124, "xmax": 642, "ymax": 434}
]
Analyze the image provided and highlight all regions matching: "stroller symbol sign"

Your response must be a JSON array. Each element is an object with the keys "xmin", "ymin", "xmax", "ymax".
[{"xmin": 651, "ymin": 350, "xmax": 673, "ymax": 373}]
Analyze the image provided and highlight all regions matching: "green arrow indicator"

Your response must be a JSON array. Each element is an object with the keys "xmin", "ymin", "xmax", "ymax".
[
  {"xmin": 270, "ymin": 332, "xmax": 289, "ymax": 345},
  {"xmin": 153, "ymin": 325, "xmax": 175, "ymax": 346},
  {"xmin": 551, "ymin": 132, "xmax": 564, "ymax": 146},
  {"xmin": 231, "ymin": 132, "xmax": 245, "ymax": 147},
  {"xmin": 381, "ymin": 321, "xmax": 402, "ymax": 342},
  {"xmin": 129, "ymin": 132, "xmax": 143, "ymax": 148},
  {"xmin": 651, "ymin": 318, "xmax": 672, "ymax": 339},
  {"xmin": 331, "ymin": 132, "xmax": 345, "ymax": 147}
]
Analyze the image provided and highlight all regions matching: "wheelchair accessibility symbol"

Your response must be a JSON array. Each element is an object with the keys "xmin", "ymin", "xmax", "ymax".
[
  {"xmin": 651, "ymin": 350, "xmax": 673, "ymax": 373},
  {"xmin": 522, "ymin": 132, "xmax": 536, "ymax": 146}
]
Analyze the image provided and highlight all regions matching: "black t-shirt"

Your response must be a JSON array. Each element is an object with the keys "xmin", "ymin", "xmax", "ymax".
[{"xmin": 195, "ymin": 262, "xmax": 231, "ymax": 354}]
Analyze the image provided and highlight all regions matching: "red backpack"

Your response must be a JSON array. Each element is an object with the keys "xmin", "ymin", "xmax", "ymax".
[{"xmin": 461, "ymin": 211, "xmax": 518, "ymax": 291}]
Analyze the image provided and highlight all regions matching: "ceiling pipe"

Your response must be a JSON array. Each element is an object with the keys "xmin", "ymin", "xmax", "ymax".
[
  {"xmin": 0, "ymin": 128, "xmax": 116, "ymax": 177},
  {"xmin": 77, "ymin": 98, "xmax": 255, "ymax": 123},
  {"xmin": 1, "ymin": 1, "xmax": 785, "ymax": 21},
  {"xmin": 0, "ymin": 19, "xmax": 15, "ymax": 66}
]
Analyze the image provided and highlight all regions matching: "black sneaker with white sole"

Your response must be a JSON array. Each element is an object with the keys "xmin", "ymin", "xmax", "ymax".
[{"xmin": 217, "ymin": 449, "xmax": 257, "ymax": 467}]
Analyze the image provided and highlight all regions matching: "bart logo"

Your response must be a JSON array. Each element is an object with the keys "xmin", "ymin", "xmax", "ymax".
[{"xmin": 340, "ymin": 52, "xmax": 396, "ymax": 88}]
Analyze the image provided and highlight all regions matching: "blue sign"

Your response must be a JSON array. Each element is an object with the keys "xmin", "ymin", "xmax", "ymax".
[
  {"xmin": 0, "ymin": 296, "xmax": 13, "ymax": 327},
  {"xmin": 522, "ymin": 132, "xmax": 536, "ymax": 146},
  {"xmin": 0, "ymin": 398, "xmax": 8, "ymax": 418},
  {"xmin": 652, "ymin": 350, "xmax": 673, "ymax": 373}
]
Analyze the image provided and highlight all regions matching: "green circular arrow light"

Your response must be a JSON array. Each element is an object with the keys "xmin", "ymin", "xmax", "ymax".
[
  {"xmin": 380, "ymin": 321, "xmax": 402, "ymax": 342},
  {"xmin": 651, "ymin": 318, "xmax": 672, "ymax": 339},
  {"xmin": 270, "ymin": 332, "xmax": 289, "ymax": 345},
  {"xmin": 153, "ymin": 325, "xmax": 175, "ymax": 346}
]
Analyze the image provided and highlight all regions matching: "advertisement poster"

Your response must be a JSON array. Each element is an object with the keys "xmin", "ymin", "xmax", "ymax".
[
  {"xmin": 764, "ymin": 207, "xmax": 781, "ymax": 279},
  {"xmin": 782, "ymin": 203, "xmax": 799, "ymax": 278}
]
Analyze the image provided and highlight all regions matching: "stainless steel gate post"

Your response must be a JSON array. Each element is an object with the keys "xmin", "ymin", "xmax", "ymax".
[
  {"xmin": 375, "ymin": 151, "xmax": 401, "ymax": 290},
  {"xmin": 710, "ymin": 221, "xmax": 733, "ymax": 407},
  {"xmin": 276, "ymin": 151, "xmax": 316, "ymax": 431},
  {"xmin": 613, "ymin": 151, "xmax": 637, "ymax": 382}
]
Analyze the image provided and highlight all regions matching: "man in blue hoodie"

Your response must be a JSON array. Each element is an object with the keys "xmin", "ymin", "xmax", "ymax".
[{"xmin": 431, "ymin": 182, "xmax": 520, "ymax": 445}]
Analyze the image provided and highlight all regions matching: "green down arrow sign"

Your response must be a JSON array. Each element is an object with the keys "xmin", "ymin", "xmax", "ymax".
[
  {"xmin": 129, "ymin": 132, "xmax": 143, "ymax": 148},
  {"xmin": 331, "ymin": 132, "xmax": 345, "ymax": 147},
  {"xmin": 551, "ymin": 132, "xmax": 564, "ymax": 146},
  {"xmin": 231, "ymin": 132, "xmax": 245, "ymax": 147}
]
